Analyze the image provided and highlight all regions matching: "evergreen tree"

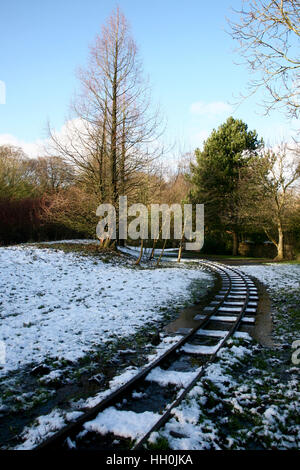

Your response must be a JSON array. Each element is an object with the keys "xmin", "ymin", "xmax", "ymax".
[{"xmin": 189, "ymin": 116, "xmax": 262, "ymax": 255}]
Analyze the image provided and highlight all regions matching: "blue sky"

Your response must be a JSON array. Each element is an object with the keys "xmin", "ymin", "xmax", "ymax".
[{"xmin": 0, "ymin": 0, "xmax": 298, "ymax": 157}]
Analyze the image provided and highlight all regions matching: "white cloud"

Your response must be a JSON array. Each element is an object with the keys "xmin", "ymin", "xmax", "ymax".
[
  {"xmin": 190, "ymin": 101, "xmax": 232, "ymax": 117},
  {"xmin": 0, "ymin": 134, "xmax": 47, "ymax": 158},
  {"xmin": 0, "ymin": 118, "xmax": 85, "ymax": 159}
]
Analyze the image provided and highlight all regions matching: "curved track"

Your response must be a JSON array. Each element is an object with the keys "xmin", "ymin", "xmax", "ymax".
[{"xmin": 33, "ymin": 260, "xmax": 258, "ymax": 450}]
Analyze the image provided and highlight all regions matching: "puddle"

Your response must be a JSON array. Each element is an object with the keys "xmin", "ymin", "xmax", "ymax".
[
  {"xmin": 187, "ymin": 335, "xmax": 220, "ymax": 347},
  {"xmin": 204, "ymin": 320, "xmax": 235, "ymax": 330},
  {"xmin": 164, "ymin": 272, "xmax": 221, "ymax": 334},
  {"xmin": 75, "ymin": 431, "xmax": 132, "ymax": 450},
  {"xmin": 166, "ymin": 355, "xmax": 201, "ymax": 372},
  {"xmin": 117, "ymin": 382, "xmax": 177, "ymax": 414}
]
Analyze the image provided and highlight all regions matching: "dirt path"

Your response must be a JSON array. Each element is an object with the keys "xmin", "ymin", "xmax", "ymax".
[{"xmin": 252, "ymin": 280, "xmax": 275, "ymax": 347}]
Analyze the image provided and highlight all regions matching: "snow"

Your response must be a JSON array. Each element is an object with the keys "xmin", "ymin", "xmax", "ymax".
[
  {"xmin": 0, "ymin": 245, "xmax": 212, "ymax": 376},
  {"xmin": 181, "ymin": 341, "xmax": 223, "ymax": 355},
  {"xmin": 37, "ymin": 239, "xmax": 98, "ymax": 245},
  {"xmin": 238, "ymin": 264, "xmax": 300, "ymax": 291},
  {"xmin": 83, "ymin": 407, "xmax": 159, "ymax": 440},
  {"xmin": 264, "ymin": 406, "xmax": 279, "ymax": 423},
  {"xmin": 119, "ymin": 245, "xmax": 179, "ymax": 255},
  {"xmin": 218, "ymin": 306, "xmax": 241, "ymax": 312},
  {"xmin": 195, "ymin": 329, "xmax": 227, "ymax": 338},
  {"xmin": 151, "ymin": 386, "xmax": 221, "ymax": 450},
  {"xmin": 234, "ymin": 331, "xmax": 251, "ymax": 340},
  {"xmin": 195, "ymin": 330, "xmax": 251, "ymax": 341},
  {"xmin": 39, "ymin": 370, "xmax": 63, "ymax": 384},
  {"xmin": 210, "ymin": 315, "xmax": 237, "ymax": 322},
  {"xmin": 15, "ymin": 408, "xmax": 83, "ymax": 450},
  {"xmin": 145, "ymin": 366, "xmax": 202, "ymax": 388},
  {"xmin": 209, "ymin": 314, "xmax": 255, "ymax": 323}
]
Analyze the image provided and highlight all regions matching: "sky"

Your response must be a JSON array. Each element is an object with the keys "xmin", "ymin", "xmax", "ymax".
[{"xmin": 0, "ymin": 0, "xmax": 298, "ymax": 159}]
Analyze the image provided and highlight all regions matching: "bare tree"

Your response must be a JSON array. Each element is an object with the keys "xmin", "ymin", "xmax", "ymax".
[
  {"xmin": 41, "ymin": 186, "xmax": 98, "ymax": 238},
  {"xmin": 50, "ymin": 7, "xmax": 163, "ymax": 243},
  {"xmin": 239, "ymin": 142, "xmax": 300, "ymax": 259},
  {"xmin": 229, "ymin": 0, "xmax": 300, "ymax": 119},
  {"xmin": 27, "ymin": 156, "xmax": 74, "ymax": 193}
]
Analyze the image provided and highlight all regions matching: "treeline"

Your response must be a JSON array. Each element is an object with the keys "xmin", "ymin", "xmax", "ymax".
[
  {"xmin": 0, "ymin": 145, "xmax": 87, "ymax": 244},
  {"xmin": 0, "ymin": 143, "xmax": 189, "ymax": 246},
  {"xmin": 1, "ymin": 116, "xmax": 300, "ymax": 261}
]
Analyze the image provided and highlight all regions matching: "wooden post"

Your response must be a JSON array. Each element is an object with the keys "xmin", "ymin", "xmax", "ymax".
[
  {"xmin": 156, "ymin": 239, "xmax": 167, "ymax": 267},
  {"xmin": 135, "ymin": 239, "xmax": 144, "ymax": 265}
]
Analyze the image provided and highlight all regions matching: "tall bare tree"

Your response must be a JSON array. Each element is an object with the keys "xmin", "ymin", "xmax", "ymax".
[
  {"xmin": 50, "ymin": 8, "xmax": 163, "ymax": 243},
  {"xmin": 229, "ymin": 0, "xmax": 300, "ymax": 119}
]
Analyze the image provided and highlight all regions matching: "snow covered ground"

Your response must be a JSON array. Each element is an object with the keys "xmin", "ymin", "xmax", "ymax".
[
  {"xmin": 37, "ymin": 239, "xmax": 99, "ymax": 245},
  {"xmin": 0, "ymin": 245, "xmax": 211, "ymax": 376},
  {"xmin": 238, "ymin": 263, "xmax": 300, "ymax": 291}
]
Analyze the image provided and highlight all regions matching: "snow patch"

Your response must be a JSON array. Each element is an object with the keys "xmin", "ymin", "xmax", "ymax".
[
  {"xmin": 146, "ymin": 366, "xmax": 202, "ymax": 388},
  {"xmin": 84, "ymin": 407, "xmax": 159, "ymax": 440}
]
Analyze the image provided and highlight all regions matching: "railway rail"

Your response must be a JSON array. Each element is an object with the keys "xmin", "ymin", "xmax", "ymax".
[{"xmin": 32, "ymin": 260, "xmax": 258, "ymax": 451}]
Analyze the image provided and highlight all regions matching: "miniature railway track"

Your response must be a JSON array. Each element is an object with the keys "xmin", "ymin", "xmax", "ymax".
[{"xmin": 33, "ymin": 261, "xmax": 258, "ymax": 451}]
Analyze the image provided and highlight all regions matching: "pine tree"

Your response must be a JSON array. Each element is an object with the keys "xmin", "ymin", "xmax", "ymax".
[{"xmin": 189, "ymin": 116, "xmax": 262, "ymax": 255}]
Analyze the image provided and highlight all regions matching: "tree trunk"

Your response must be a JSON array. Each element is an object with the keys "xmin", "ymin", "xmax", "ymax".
[
  {"xmin": 120, "ymin": 105, "xmax": 126, "ymax": 197},
  {"xmin": 156, "ymin": 239, "xmax": 167, "ymax": 267},
  {"xmin": 103, "ymin": 238, "xmax": 111, "ymax": 249},
  {"xmin": 274, "ymin": 222, "xmax": 284, "ymax": 261},
  {"xmin": 111, "ymin": 40, "xmax": 118, "ymax": 209},
  {"xmin": 98, "ymin": 97, "xmax": 107, "ymax": 202},
  {"xmin": 177, "ymin": 230, "xmax": 184, "ymax": 262},
  {"xmin": 117, "ymin": 110, "xmax": 126, "ymax": 247},
  {"xmin": 232, "ymin": 231, "xmax": 238, "ymax": 256},
  {"xmin": 149, "ymin": 239, "xmax": 157, "ymax": 260}
]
